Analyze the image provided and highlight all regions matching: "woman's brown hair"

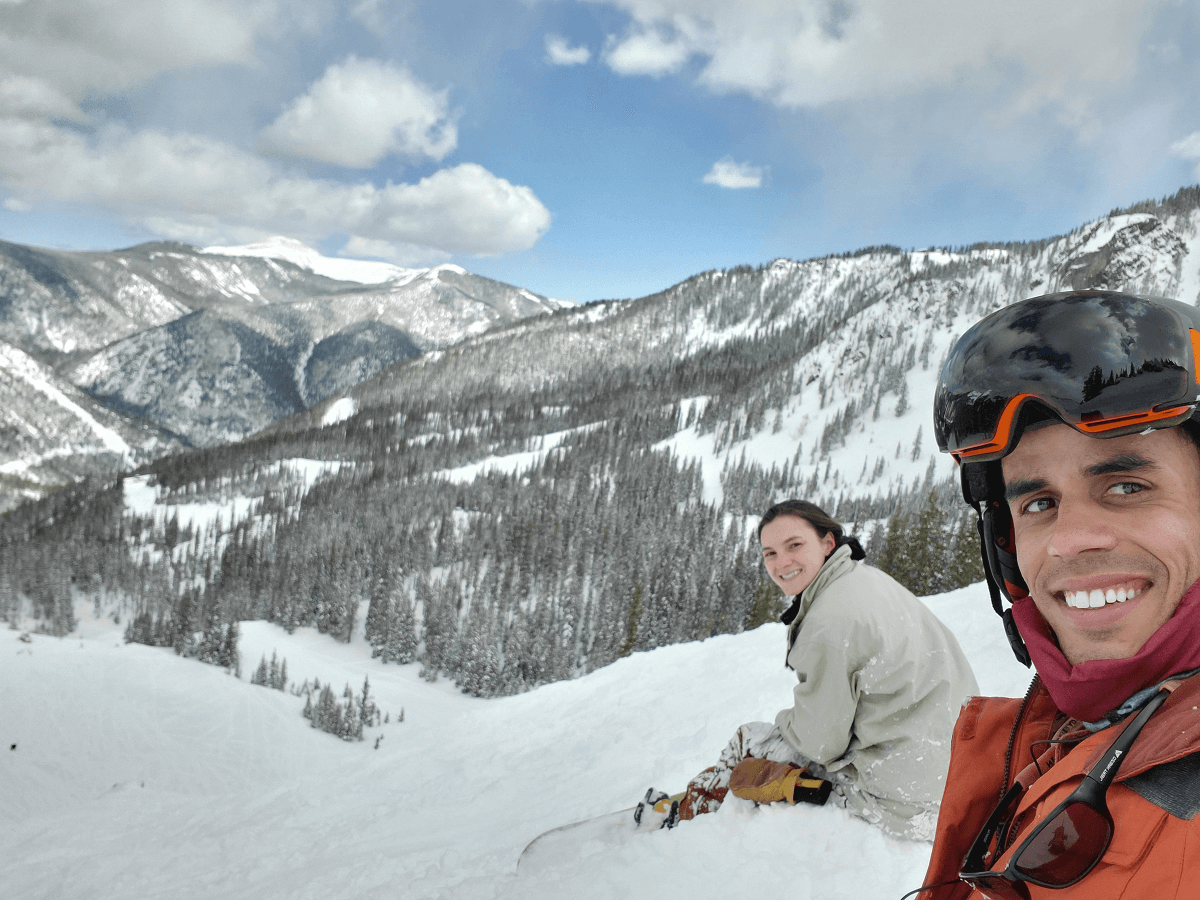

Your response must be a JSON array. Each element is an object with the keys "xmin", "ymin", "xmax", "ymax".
[{"xmin": 758, "ymin": 499, "xmax": 865, "ymax": 561}]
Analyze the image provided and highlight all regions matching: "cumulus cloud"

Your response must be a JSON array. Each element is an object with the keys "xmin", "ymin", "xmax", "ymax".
[
  {"xmin": 544, "ymin": 34, "xmax": 591, "ymax": 66},
  {"xmin": 590, "ymin": 0, "xmax": 1162, "ymax": 117},
  {"xmin": 0, "ymin": 118, "xmax": 550, "ymax": 256},
  {"xmin": 4, "ymin": 196, "xmax": 32, "ymax": 213},
  {"xmin": 0, "ymin": 0, "xmax": 265, "ymax": 100},
  {"xmin": 342, "ymin": 235, "xmax": 451, "ymax": 267},
  {"xmin": 260, "ymin": 56, "xmax": 456, "ymax": 169},
  {"xmin": 0, "ymin": 75, "xmax": 85, "ymax": 120},
  {"xmin": 1170, "ymin": 131, "xmax": 1200, "ymax": 178},
  {"xmin": 702, "ymin": 157, "xmax": 764, "ymax": 189},
  {"xmin": 1170, "ymin": 131, "xmax": 1200, "ymax": 159},
  {"xmin": 349, "ymin": 0, "xmax": 387, "ymax": 33},
  {"xmin": 604, "ymin": 26, "xmax": 692, "ymax": 76}
]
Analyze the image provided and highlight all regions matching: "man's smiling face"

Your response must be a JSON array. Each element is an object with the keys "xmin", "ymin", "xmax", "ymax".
[{"xmin": 1003, "ymin": 423, "xmax": 1200, "ymax": 664}]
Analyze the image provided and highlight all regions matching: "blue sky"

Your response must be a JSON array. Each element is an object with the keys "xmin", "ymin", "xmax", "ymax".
[{"xmin": 3, "ymin": 0, "xmax": 1200, "ymax": 304}]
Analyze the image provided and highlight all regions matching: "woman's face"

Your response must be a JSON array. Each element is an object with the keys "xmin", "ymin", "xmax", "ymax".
[{"xmin": 760, "ymin": 515, "xmax": 836, "ymax": 596}]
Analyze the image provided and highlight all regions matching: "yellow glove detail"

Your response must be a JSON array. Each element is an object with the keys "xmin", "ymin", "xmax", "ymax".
[{"xmin": 728, "ymin": 758, "xmax": 806, "ymax": 805}]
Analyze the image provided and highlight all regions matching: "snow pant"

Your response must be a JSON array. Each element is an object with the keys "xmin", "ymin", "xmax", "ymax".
[{"xmin": 678, "ymin": 721, "xmax": 938, "ymax": 841}]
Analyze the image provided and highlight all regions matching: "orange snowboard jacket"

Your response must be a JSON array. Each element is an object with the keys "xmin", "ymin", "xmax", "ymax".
[{"xmin": 919, "ymin": 674, "xmax": 1200, "ymax": 899}]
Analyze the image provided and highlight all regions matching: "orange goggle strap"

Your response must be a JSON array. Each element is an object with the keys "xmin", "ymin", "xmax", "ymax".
[{"xmin": 952, "ymin": 394, "xmax": 1196, "ymax": 462}]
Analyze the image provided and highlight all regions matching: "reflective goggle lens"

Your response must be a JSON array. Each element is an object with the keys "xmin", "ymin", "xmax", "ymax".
[{"xmin": 935, "ymin": 292, "xmax": 1200, "ymax": 459}]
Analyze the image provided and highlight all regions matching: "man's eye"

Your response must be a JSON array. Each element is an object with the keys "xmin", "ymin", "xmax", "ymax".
[
  {"xmin": 1022, "ymin": 497, "xmax": 1054, "ymax": 514},
  {"xmin": 1110, "ymin": 482, "xmax": 1143, "ymax": 496}
]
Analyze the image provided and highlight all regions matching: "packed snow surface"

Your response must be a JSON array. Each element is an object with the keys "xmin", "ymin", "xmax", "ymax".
[{"xmin": 0, "ymin": 580, "xmax": 1030, "ymax": 900}]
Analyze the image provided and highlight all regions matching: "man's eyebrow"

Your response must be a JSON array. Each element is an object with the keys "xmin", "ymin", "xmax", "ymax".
[
  {"xmin": 1004, "ymin": 478, "xmax": 1047, "ymax": 502},
  {"xmin": 1004, "ymin": 454, "xmax": 1157, "ymax": 501},
  {"xmin": 1084, "ymin": 454, "xmax": 1155, "ymax": 477}
]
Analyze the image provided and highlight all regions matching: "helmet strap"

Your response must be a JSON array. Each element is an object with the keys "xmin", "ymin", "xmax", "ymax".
[{"xmin": 960, "ymin": 462, "xmax": 1032, "ymax": 668}]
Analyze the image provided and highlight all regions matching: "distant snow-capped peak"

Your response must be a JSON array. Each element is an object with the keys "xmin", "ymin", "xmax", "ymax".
[{"xmin": 201, "ymin": 237, "xmax": 421, "ymax": 285}]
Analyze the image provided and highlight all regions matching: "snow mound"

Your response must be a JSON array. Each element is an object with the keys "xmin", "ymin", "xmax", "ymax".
[{"xmin": 0, "ymin": 583, "xmax": 1029, "ymax": 900}]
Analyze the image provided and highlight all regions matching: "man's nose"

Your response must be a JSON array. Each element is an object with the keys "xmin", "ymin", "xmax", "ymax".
[{"xmin": 1047, "ymin": 496, "xmax": 1119, "ymax": 558}]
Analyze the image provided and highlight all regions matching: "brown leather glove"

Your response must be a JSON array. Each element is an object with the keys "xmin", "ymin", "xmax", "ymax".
[{"xmin": 728, "ymin": 758, "xmax": 806, "ymax": 805}]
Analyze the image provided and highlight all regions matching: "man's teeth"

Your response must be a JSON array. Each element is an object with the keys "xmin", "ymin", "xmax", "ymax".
[{"xmin": 1064, "ymin": 587, "xmax": 1142, "ymax": 609}]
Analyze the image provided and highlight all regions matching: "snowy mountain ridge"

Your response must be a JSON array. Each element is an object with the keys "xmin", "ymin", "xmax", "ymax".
[
  {"xmin": 0, "ymin": 237, "xmax": 563, "ymax": 509},
  {"xmin": 312, "ymin": 191, "xmax": 1200, "ymax": 524}
]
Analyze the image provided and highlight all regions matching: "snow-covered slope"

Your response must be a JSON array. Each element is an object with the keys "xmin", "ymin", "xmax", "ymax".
[
  {"xmin": 0, "ymin": 582, "xmax": 1030, "ymax": 900},
  {"xmin": 0, "ymin": 341, "xmax": 179, "ymax": 511}
]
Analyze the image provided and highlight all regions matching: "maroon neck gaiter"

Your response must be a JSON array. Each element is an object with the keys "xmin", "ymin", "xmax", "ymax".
[{"xmin": 1011, "ymin": 579, "xmax": 1200, "ymax": 721}]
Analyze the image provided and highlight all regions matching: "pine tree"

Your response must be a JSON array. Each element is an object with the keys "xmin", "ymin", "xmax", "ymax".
[
  {"xmin": 906, "ymin": 491, "xmax": 943, "ymax": 596},
  {"xmin": 384, "ymin": 591, "xmax": 418, "ymax": 664},
  {"xmin": 894, "ymin": 378, "xmax": 910, "ymax": 417},
  {"xmin": 220, "ymin": 622, "xmax": 240, "ymax": 673},
  {"xmin": 877, "ymin": 509, "xmax": 911, "ymax": 589},
  {"xmin": 744, "ymin": 576, "xmax": 784, "ymax": 629},
  {"xmin": 357, "ymin": 676, "xmax": 374, "ymax": 737},
  {"xmin": 618, "ymin": 583, "xmax": 643, "ymax": 657},
  {"xmin": 945, "ymin": 511, "xmax": 986, "ymax": 590}
]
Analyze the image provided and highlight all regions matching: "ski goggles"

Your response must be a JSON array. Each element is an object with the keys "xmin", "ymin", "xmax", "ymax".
[
  {"xmin": 957, "ymin": 685, "xmax": 1172, "ymax": 900},
  {"xmin": 934, "ymin": 292, "xmax": 1200, "ymax": 462}
]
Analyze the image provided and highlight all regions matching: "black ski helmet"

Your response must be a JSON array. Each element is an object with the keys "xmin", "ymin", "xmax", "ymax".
[{"xmin": 933, "ymin": 290, "xmax": 1200, "ymax": 665}]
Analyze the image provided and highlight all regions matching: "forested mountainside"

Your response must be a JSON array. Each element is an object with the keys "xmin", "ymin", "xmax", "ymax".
[
  {"xmin": 4, "ymin": 185, "xmax": 1200, "ymax": 697},
  {"xmin": 0, "ymin": 239, "xmax": 561, "ymax": 508}
]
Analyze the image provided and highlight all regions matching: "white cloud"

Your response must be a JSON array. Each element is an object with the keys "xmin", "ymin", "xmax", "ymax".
[
  {"xmin": 367, "ymin": 164, "xmax": 551, "ymax": 256},
  {"xmin": 545, "ymin": 34, "xmax": 591, "ymax": 66},
  {"xmin": 260, "ymin": 56, "xmax": 456, "ymax": 169},
  {"xmin": 349, "ymin": 0, "xmax": 386, "ymax": 33},
  {"xmin": 0, "ymin": 75, "xmax": 84, "ymax": 120},
  {"xmin": 341, "ymin": 235, "xmax": 451, "ymax": 267},
  {"xmin": 702, "ymin": 157, "xmax": 764, "ymax": 189},
  {"xmin": 3, "ymin": 196, "xmax": 32, "ymax": 213},
  {"xmin": 1170, "ymin": 131, "xmax": 1200, "ymax": 160},
  {"xmin": 1170, "ymin": 130, "xmax": 1200, "ymax": 179},
  {"xmin": 0, "ymin": 0, "xmax": 266, "ymax": 100},
  {"xmin": 0, "ymin": 118, "xmax": 550, "ymax": 256},
  {"xmin": 591, "ymin": 0, "xmax": 1163, "ymax": 118},
  {"xmin": 604, "ymin": 26, "xmax": 693, "ymax": 76}
]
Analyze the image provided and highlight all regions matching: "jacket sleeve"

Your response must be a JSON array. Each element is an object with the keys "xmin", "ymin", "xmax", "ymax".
[{"xmin": 774, "ymin": 634, "xmax": 859, "ymax": 766}]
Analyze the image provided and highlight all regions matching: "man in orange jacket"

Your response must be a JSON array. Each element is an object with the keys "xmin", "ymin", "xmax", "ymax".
[{"xmin": 915, "ymin": 290, "xmax": 1200, "ymax": 899}]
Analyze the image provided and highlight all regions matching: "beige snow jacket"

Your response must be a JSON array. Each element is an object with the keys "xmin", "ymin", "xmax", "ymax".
[{"xmin": 775, "ymin": 544, "xmax": 979, "ymax": 809}]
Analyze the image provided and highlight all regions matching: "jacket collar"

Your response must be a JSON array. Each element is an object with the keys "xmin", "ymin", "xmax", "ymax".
[
  {"xmin": 781, "ymin": 543, "xmax": 856, "ymax": 632},
  {"xmin": 1016, "ymin": 672, "xmax": 1200, "ymax": 809}
]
